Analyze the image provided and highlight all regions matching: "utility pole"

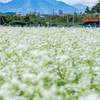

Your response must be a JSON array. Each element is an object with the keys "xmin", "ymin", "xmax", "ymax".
[
  {"xmin": 53, "ymin": 9, "xmax": 54, "ymax": 16},
  {"xmin": 73, "ymin": 10, "xmax": 75, "ymax": 25},
  {"xmin": 50, "ymin": 10, "xmax": 52, "ymax": 26},
  {"xmin": 67, "ymin": 14, "xmax": 69, "ymax": 23},
  {"xmin": 29, "ymin": 12, "xmax": 31, "ymax": 27},
  {"xmin": 0, "ymin": 12, "xmax": 5, "ymax": 26},
  {"xmin": 99, "ymin": 13, "xmax": 100, "ymax": 27},
  {"xmin": 34, "ymin": 9, "xmax": 36, "ymax": 15},
  {"xmin": 0, "ymin": 12, "xmax": 1, "ymax": 25}
]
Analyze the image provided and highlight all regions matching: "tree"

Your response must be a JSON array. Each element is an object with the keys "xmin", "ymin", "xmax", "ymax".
[
  {"xmin": 85, "ymin": 7, "xmax": 90, "ymax": 14},
  {"xmin": 90, "ymin": 7, "xmax": 95, "ymax": 13},
  {"xmin": 91, "ymin": 1, "xmax": 100, "ymax": 13}
]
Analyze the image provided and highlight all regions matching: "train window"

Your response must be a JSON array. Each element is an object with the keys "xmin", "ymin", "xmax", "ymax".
[
  {"xmin": 84, "ymin": 19, "xmax": 87, "ymax": 21},
  {"xmin": 89, "ymin": 19, "xmax": 99, "ymax": 21}
]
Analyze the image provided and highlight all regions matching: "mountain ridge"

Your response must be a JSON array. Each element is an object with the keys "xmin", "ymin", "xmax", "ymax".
[
  {"xmin": 72, "ymin": 3, "xmax": 91, "ymax": 13},
  {"xmin": 0, "ymin": 0, "xmax": 79, "ymax": 14}
]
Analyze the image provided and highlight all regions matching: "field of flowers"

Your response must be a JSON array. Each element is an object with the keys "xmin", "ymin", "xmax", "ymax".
[{"xmin": 0, "ymin": 26, "xmax": 100, "ymax": 100}]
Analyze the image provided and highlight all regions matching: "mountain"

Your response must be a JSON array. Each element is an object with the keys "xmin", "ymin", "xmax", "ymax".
[
  {"xmin": 72, "ymin": 4, "xmax": 91, "ymax": 13},
  {"xmin": 0, "ymin": 0, "xmax": 79, "ymax": 14}
]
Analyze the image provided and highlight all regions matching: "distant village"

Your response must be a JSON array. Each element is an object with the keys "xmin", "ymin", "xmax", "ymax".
[{"xmin": 0, "ymin": 9, "xmax": 81, "ymax": 18}]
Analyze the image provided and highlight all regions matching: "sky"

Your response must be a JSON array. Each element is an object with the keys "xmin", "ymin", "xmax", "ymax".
[
  {"xmin": 0, "ymin": 0, "xmax": 99, "ymax": 7},
  {"xmin": 58, "ymin": 0, "xmax": 98, "ymax": 7},
  {"xmin": 0, "ymin": 0, "xmax": 11, "ymax": 3}
]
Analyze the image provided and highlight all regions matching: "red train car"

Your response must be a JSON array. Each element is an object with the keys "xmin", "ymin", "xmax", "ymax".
[
  {"xmin": 82, "ymin": 18, "xmax": 100, "ymax": 27},
  {"xmin": 83, "ymin": 18, "xmax": 99, "ymax": 23}
]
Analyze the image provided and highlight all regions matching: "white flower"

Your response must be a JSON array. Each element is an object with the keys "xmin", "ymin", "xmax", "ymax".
[{"xmin": 79, "ymin": 93, "xmax": 100, "ymax": 100}]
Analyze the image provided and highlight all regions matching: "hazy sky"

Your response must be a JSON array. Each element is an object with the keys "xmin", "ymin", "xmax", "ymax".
[
  {"xmin": 58, "ymin": 0, "xmax": 98, "ymax": 7},
  {"xmin": 0, "ymin": 0, "xmax": 99, "ymax": 7},
  {"xmin": 0, "ymin": 0, "xmax": 11, "ymax": 3}
]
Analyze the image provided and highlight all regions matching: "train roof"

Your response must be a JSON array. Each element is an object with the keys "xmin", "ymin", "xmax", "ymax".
[{"xmin": 84, "ymin": 18, "xmax": 99, "ymax": 19}]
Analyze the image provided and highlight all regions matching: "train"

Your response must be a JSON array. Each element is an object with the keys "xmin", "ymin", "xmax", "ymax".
[{"xmin": 82, "ymin": 18, "xmax": 100, "ymax": 27}]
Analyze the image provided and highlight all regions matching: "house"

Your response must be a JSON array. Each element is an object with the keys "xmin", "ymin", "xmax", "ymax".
[
  {"xmin": 40, "ymin": 14, "xmax": 49, "ymax": 18},
  {"xmin": 16, "ymin": 13, "xmax": 21, "ymax": 16}
]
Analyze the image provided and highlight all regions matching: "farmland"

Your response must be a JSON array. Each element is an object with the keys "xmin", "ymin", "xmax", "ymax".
[{"xmin": 0, "ymin": 27, "xmax": 100, "ymax": 100}]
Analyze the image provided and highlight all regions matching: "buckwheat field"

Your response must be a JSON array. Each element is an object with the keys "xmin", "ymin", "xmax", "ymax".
[{"xmin": 0, "ymin": 27, "xmax": 100, "ymax": 100}]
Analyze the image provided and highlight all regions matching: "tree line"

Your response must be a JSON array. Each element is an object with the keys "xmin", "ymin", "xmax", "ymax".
[
  {"xmin": 85, "ymin": 1, "xmax": 100, "ymax": 14},
  {"xmin": 0, "ymin": 1, "xmax": 100, "ymax": 27}
]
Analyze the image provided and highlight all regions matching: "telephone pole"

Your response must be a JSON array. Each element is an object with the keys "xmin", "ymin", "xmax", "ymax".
[
  {"xmin": 73, "ymin": 10, "xmax": 75, "ymax": 25},
  {"xmin": 0, "ymin": 12, "xmax": 1, "ymax": 25},
  {"xmin": 99, "ymin": 13, "xmax": 100, "ymax": 27},
  {"xmin": 0, "ymin": 12, "xmax": 5, "ymax": 26},
  {"xmin": 67, "ymin": 14, "xmax": 69, "ymax": 23}
]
